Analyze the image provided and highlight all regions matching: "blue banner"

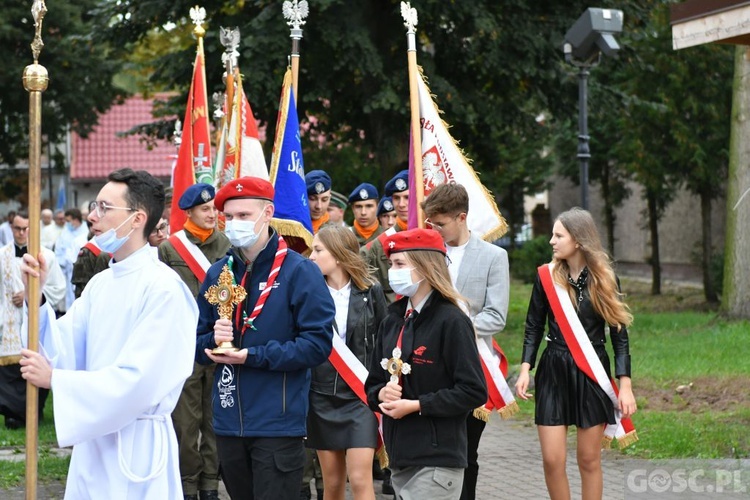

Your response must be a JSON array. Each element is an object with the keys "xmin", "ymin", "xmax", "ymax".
[{"xmin": 269, "ymin": 70, "xmax": 313, "ymax": 242}]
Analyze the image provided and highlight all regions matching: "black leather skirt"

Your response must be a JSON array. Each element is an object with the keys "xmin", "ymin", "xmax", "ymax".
[
  {"xmin": 306, "ymin": 391, "xmax": 379, "ymax": 450},
  {"xmin": 534, "ymin": 341, "xmax": 616, "ymax": 428}
]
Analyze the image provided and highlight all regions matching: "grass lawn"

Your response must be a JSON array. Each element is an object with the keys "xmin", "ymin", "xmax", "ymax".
[
  {"xmin": 497, "ymin": 278, "xmax": 750, "ymax": 459},
  {"xmin": 0, "ymin": 396, "xmax": 69, "ymax": 489}
]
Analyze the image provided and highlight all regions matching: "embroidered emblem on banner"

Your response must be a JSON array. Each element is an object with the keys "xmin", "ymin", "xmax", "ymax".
[{"xmin": 422, "ymin": 145, "xmax": 455, "ymax": 196}]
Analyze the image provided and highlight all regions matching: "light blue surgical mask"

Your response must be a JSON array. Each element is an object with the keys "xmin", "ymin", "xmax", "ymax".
[
  {"xmin": 388, "ymin": 267, "xmax": 422, "ymax": 297},
  {"xmin": 93, "ymin": 212, "xmax": 136, "ymax": 254},
  {"xmin": 225, "ymin": 211, "xmax": 266, "ymax": 249}
]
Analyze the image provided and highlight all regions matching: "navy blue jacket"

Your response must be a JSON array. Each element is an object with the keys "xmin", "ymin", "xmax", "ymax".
[{"xmin": 196, "ymin": 232, "xmax": 335, "ymax": 438}]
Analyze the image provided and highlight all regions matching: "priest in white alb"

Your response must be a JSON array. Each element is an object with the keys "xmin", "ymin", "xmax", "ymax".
[{"xmin": 19, "ymin": 168, "xmax": 198, "ymax": 499}]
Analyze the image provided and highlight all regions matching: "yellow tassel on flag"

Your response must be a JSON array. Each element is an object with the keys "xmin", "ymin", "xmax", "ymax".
[{"xmin": 497, "ymin": 401, "xmax": 520, "ymax": 420}]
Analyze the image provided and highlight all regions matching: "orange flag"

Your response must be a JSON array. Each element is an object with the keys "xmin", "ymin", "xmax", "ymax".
[{"xmin": 170, "ymin": 39, "xmax": 211, "ymax": 232}]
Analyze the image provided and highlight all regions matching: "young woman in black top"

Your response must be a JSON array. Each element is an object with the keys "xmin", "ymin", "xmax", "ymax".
[{"xmin": 515, "ymin": 207, "xmax": 636, "ymax": 500}]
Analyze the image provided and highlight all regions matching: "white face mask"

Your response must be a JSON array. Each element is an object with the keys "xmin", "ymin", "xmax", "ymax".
[
  {"xmin": 388, "ymin": 267, "xmax": 422, "ymax": 297},
  {"xmin": 93, "ymin": 212, "xmax": 136, "ymax": 254},
  {"xmin": 225, "ymin": 211, "xmax": 266, "ymax": 248}
]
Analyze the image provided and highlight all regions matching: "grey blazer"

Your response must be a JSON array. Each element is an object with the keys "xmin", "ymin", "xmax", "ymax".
[{"xmin": 453, "ymin": 233, "xmax": 510, "ymax": 351}]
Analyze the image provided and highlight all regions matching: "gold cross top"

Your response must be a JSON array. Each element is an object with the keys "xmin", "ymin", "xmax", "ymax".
[{"xmin": 205, "ymin": 264, "xmax": 247, "ymax": 320}]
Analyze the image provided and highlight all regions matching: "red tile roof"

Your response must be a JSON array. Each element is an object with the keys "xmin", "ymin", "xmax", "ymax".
[{"xmin": 70, "ymin": 95, "xmax": 177, "ymax": 180}]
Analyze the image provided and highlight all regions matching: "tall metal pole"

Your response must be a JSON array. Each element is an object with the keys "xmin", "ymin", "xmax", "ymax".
[
  {"xmin": 577, "ymin": 66, "xmax": 590, "ymax": 210},
  {"xmin": 23, "ymin": 1, "xmax": 49, "ymax": 498},
  {"xmin": 283, "ymin": 0, "xmax": 309, "ymax": 106},
  {"xmin": 401, "ymin": 2, "xmax": 424, "ymax": 227}
]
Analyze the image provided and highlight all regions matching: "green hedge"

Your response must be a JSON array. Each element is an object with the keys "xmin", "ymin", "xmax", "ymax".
[{"xmin": 509, "ymin": 236, "xmax": 552, "ymax": 284}]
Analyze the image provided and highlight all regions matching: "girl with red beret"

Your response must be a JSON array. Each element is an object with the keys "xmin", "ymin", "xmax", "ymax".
[{"xmin": 364, "ymin": 228, "xmax": 487, "ymax": 500}]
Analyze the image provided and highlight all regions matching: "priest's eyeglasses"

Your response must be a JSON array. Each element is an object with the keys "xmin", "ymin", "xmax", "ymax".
[{"xmin": 89, "ymin": 200, "xmax": 136, "ymax": 218}]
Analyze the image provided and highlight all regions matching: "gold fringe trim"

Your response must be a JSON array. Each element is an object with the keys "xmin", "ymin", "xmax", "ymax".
[
  {"xmin": 0, "ymin": 355, "xmax": 22, "ymax": 366},
  {"xmin": 417, "ymin": 67, "xmax": 508, "ymax": 240},
  {"xmin": 270, "ymin": 218, "xmax": 313, "ymax": 254},
  {"xmin": 601, "ymin": 435, "xmax": 614, "ymax": 450},
  {"xmin": 376, "ymin": 445, "xmax": 389, "ymax": 470},
  {"xmin": 616, "ymin": 430, "xmax": 639, "ymax": 449},
  {"xmin": 473, "ymin": 406, "xmax": 491, "ymax": 422},
  {"xmin": 497, "ymin": 401, "xmax": 520, "ymax": 420}
]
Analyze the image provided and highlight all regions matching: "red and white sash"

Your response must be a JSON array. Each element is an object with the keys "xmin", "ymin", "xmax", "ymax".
[
  {"xmin": 538, "ymin": 263, "xmax": 638, "ymax": 448},
  {"xmin": 168, "ymin": 230, "xmax": 211, "ymax": 283},
  {"xmin": 328, "ymin": 334, "xmax": 389, "ymax": 468},
  {"xmin": 475, "ymin": 339, "xmax": 519, "ymax": 421}
]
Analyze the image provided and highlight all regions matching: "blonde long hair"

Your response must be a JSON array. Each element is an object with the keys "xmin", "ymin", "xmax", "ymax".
[
  {"xmin": 553, "ymin": 208, "xmax": 633, "ymax": 328},
  {"xmin": 404, "ymin": 250, "xmax": 465, "ymax": 310},
  {"xmin": 315, "ymin": 226, "xmax": 376, "ymax": 290}
]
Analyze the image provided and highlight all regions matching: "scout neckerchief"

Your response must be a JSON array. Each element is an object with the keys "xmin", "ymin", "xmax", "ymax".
[
  {"xmin": 537, "ymin": 263, "xmax": 638, "ymax": 448},
  {"xmin": 328, "ymin": 317, "xmax": 389, "ymax": 468},
  {"xmin": 233, "ymin": 234, "xmax": 288, "ymax": 334},
  {"xmin": 169, "ymin": 230, "xmax": 211, "ymax": 282}
]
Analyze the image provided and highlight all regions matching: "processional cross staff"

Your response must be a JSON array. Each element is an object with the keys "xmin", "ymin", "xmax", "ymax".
[
  {"xmin": 204, "ymin": 265, "xmax": 247, "ymax": 354},
  {"xmin": 23, "ymin": 0, "xmax": 49, "ymax": 497}
]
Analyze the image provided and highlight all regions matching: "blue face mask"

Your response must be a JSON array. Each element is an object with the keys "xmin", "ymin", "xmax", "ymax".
[{"xmin": 93, "ymin": 212, "xmax": 136, "ymax": 254}]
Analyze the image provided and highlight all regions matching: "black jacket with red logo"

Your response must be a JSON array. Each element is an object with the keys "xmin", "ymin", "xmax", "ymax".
[{"xmin": 365, "ymin": 292, "xmax": 487, "ymax": 468}]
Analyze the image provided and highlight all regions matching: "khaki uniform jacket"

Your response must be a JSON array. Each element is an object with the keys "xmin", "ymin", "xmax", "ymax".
[{"xmin": 157, "ymin": 228, "xmax": 231, "ymax": 297}]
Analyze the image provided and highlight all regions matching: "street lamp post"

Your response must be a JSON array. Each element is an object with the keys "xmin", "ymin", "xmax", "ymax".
[{"xmin": 563, "ymin": 8, "xmax": 623, "ymax": 210}]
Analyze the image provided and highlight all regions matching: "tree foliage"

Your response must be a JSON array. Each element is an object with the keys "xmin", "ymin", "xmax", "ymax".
[{"xmin": 0, "ymin": 0, "xmax": 123, "ymax": 191}]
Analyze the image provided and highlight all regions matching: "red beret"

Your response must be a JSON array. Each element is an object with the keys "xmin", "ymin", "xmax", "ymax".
[
  {"xmin": 214, "ymin": 177, "xmax": 275, "ymax": 211},
  {"xmin": 384, "ymin": 228, "xmax": 446, "ymax": 257}
]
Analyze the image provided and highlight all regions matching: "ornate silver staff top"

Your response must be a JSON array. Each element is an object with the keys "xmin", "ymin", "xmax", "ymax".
[
  {"xmin": 283, "ymin": 0, "xmax": 309, "ymax": 33},
  {"xmin": 220, "ymin": 26, "xmax": 241, "ymax": 72},
  {"xmin": 400, "ymin": 1, "xmax": 418, "ymax": 35},
  {"xmin": 31, "ymin": 0, "xmax": 47, "ymax": 62},
  {"xmin": 190, "ymin": 5, "xmax": 207, "ymax": 37}
]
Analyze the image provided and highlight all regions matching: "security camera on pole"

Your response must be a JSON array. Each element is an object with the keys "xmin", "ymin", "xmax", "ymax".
[{"xmin": 563, "ymin": 8, "xmax": 623, "ymax": 210}]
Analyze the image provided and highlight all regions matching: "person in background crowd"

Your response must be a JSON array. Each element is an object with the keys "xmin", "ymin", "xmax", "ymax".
[
  {"xmin": 377, "ymin": 197, "xmax": 396, "ymax": 231},
  {"xmin": 55, "ymin": 208, "xmax": 89, "ymax": 310},
  {"xmin": 0, "ymin": 211, "xmax": 65, "ymax": 429},
  {"xmin": 327, "ymin": 191, "xmax": 348, "ymax": 228},
  {"xmin": 148, "ymin": 218, "xmax": 169, "ymax": 247},
  {"xmin": 365, "ymin": 228, "xmax": 486, "ymax": 500},
  {"xmin": 349, "ymin": 183, "xmax": 383, "ymax": 247},
  {"xmin": 41, "ymin": 209, "xmax": 53, "ymax": 227},
  {"xmin": 306, "ymin": 170, "xmax": 333, "ymax": 235},
  {"xmin": 41, "ymin": 209, "xmax": 65, "ymax": 250},
  {"xmin": 516, "ymin": 207, "xmax": 636, "ymax": 500},
  {"xmin": 308, "ymin": 225, "xmax": 387, "ymax": 500},
  {"xmin": 195, "ymin": 177, "xmax": 335, "ymax": 500},
  {"xmin": 361, "ymin": 170, "xmax": 409, "ymax": 304},
  {"xmin": 0, "ymin": 211, "xmax": 17, "ymax": 246},
  {"xmin": 421, "ymin": 183, "xmax": 510, "ymax": 500}
]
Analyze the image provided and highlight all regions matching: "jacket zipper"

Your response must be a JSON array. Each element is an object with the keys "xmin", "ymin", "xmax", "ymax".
[
  {"xmin": 237, "ymin": 370, "xmax": 244, "ymax": 436},
  {"xmin": 429, "ymin": 418, "xmax": 438, "ymax": 447},
  {"xmin": 282, "ymin": 372, "xmax": 287, "ymax": 414}
]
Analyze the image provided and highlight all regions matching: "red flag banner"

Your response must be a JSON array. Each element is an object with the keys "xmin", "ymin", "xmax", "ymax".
[{"xmin": 171, "ymin": 42, "xmax": 211, "ymax": 232}]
